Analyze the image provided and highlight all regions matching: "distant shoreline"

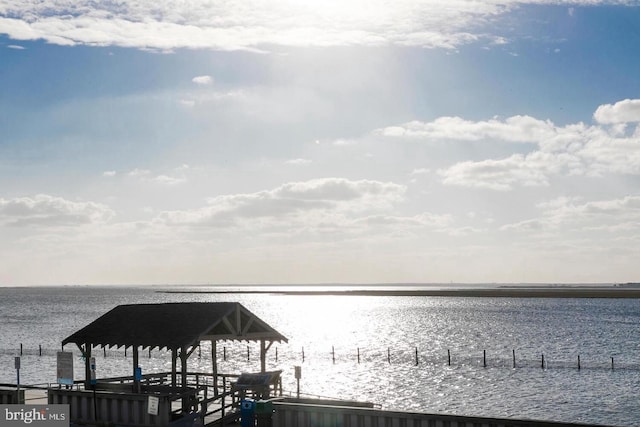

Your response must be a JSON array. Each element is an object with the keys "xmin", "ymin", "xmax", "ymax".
[{"xmin": 158, "ymin": 287, "xmax": 640, "ymax": 298}]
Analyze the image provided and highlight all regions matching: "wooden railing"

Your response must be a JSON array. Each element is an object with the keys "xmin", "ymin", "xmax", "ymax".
[
  {"xmin": 271, "ymin": 401, "xmax": 605, "ymax": 427},
  {"xmin": 45, "ymin": 371, "xmax": 283, "ymax": 426},
  {"xmin": 0, "ymin": 387, "xmax": 24, "ymax": 404}
]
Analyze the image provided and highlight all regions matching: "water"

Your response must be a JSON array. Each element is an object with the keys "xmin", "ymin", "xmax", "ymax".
[{"xmin": 1, "ymin": 285, "xmax": 639, "ymax": 426}]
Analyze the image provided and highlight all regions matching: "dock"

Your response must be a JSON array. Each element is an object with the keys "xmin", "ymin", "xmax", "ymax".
[{"xmin": 1, "ymin": 385, "xmax": 615, "ymax": 427}]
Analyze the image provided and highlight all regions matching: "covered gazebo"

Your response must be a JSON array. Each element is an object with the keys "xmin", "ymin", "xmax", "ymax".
[{"xmin": 52, "ymin": 302, "xmax": 287, "ymax": 426}]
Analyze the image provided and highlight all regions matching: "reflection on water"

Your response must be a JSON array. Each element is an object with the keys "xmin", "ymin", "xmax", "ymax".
[{"xmin": 1, "ymin": 286, "xmax": 639, "ymax": 426}]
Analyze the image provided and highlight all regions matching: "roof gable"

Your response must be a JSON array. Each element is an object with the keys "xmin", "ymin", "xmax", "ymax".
[{"xmin": 62, "ymin": 302, "xmax": 287, "ymax": 350}]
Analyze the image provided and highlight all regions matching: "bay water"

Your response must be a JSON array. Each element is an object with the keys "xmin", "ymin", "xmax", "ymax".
[{"xmin": 1, "ymin": 285, "xmax": 639, "ymax": 426}]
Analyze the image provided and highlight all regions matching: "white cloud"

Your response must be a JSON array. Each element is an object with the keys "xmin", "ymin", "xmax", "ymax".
[
  {"xmin": 332, "ymin": 138, "xmax": 357, "ymax": 146},
  {"xmin": 593, "ymin": 99, "xmax": 640, "ymax": 124},
  {"xmin": 102, "ymin": 170, "xmax": 116, "ymax": 177},
  {"xmin": 0, "ymin": 195, "xmax": 114, "ymax": 227},
  {"xmin": 285, "ymin": 158, "xmax": 312, "ymax": 165},
  {"xmin": 179, "ymin": 99, "xmax": 196, "ymax": 108},
  {"xmin": 122, "ymin": 166, "xmax": 191, "ymax": 185},
  {"xmin": 6, "ymin": 44, "xmax": 24, "ymax": 49},
  {"xmin": 127, "ymin": 168, "xmax": 151, "ymax": 177},
  {"xmin": 411, "ymin": 168, "xmax": 430, "ymax": 175},
  {"xmin": 380, "ymin": 99, "xmax": 640, "ymax": 190},
  {"xmin": 152, "ymin": 175, "xmax": 187, "ymax": 185},
  {"xmin": 0, "ymin": 0, "xmax": 609, "ymax": 51},
  {"xmin": 438, "ymin": 152, "xmax": 561, "ymax": 191},
  {"xmin": 274, "ymin": 178, "xmax": 404, "ymax": 204},
  {"xmin": 542, "ymin": 195, "xmax": 640, "ymax": 222},
  {"xmin": 374, "ymin": 115, "xmax": 555, "ymax": 143},
  {"xmin": 192, "ymin": 75, "xmax": 213, "ymax": 85},
  {"xmin": 502, "ymin": 195, "xmax": 640, "ymax": 233},
  {"xmin": 158, "ymin": 178, "xmax": 406, "ymax": 227},
  {"xmin": 353, "ymin": 212, "xmax": 453, "ymax": 230}
]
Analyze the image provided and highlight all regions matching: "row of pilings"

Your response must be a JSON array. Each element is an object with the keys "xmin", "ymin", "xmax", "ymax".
[{"xmin": 5, "ymin": 343, "xmax": 627, "ymax": 371}]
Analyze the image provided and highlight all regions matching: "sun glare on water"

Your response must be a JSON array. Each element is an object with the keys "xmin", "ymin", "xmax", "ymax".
[{"xmin": 282, "ymin": 295, "xmax": 367, "ymax": 344}]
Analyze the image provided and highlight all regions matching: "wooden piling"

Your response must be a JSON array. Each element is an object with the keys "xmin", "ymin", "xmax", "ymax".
[
  {"xmin": 578, "ymin": 355, "xmax": 581, "ymax": 370},
  {"xmin": 125, "ymin": 347, "xmax": 127, "ymax": 357},
  {"xmin": 447, "ymin": 349, "xmax": 451, "ymax": 366},
  {"xmin": 20, "ymin": 343, "xmax": 23, "ymax": 356},
  {"xmin": 332, "ymin": 346, "xmax": 335, "ymax": 364},
  {"xmin": 512, "ymin": 349, "xmax": 516, "ymax": 368},
  {"xmin": 247, "ymin": 346, "xmax": 250, "ymax": 362},
  {"xmin": 415, "ymin": 347, "xmax": 419, "ymax": 366},
  {"xmin": 39, "ymin": 345, "xmax": 42, "ymax": 356},
  {"xmin": 302, "ymin": 347, "xmax": 305, "ymax": 363},
  {"xmin": 541, "ymin": 353, "xmax": 544, "ymax": 369},
  {"xmin": 611, "ymin": 357, "xmax": 614, "ymax": 371},
  {"xmin": 275, "ymin": 347, "xmax": 278, "ymax": 362},
  {"xmin": 357, "ymin": 347, "xmax": 360, "ymax": 364},
  {"xmin": 483, "ymin": 350, "xmax": 487, "ymax": 367},
  {"xmin": 223, "ymin": 346, "xmax": 226, "ymax": 361},
  {"xmin": 198, "ymin": 344, "xmax": 201, "ymax": 358},
  {"xmin": 149, "ymin": 348, "xmax": 152, "ymax": 358},
  {"xmin": 104, "ymin": 348, "xmax": 107, "ymax": 358},
  {"xmin": 387, "ymin": 347, "xmax": 391, "ymax": 364}
]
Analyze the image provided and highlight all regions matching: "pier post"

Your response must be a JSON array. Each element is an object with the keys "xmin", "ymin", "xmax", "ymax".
[
  {"xmin": 302, "ymin": 346, "xmax": 305, "ymax": 363},
  {"xmin": 611, "ymin": 357, "xmax": 614, "ymax": 371},
  {"xmin": 578, "ymin": 355, "xmax": 581, "ymax": 370},
  {"xmin": 357, "ymin": 347, "xmax": 360, "ymax": 364},
  {"xmin": 223, "ymin": 346, "xmax": 226, "ymax": 361},
  {"xmin": 483, "ymin": 350, "xmax": 486, "ymax": 368},
  {"xmin": 39, "ymin": 345, "xmax": 42, "ymax": 356},
  {"xmin": 247, "ymin": 345, "xmax": 250, "ymax": 362},
  {"xmin": 512, "ymin": 349, "xmax": 516, "ymax": 368},
  {"xmin": 275, "ymin": 346, "xmax": 278, "ymax": 362},
  {"xmin": 415, "ymin": 347, "xmax": 419, "ymax": 366},
  {"xmin": 447, "ymin": 349, "xmax": 451, "ymax": 366},
  {"xmin": 104, "ymin": 348, "xmax": 107, "ymax": 358},
  {"xmin": 332, "ymin": 346, "xmax": 335, "ymax": 364},
  {"xmin": 387, "ymin": 347, "xmax": 390, "ymax": 364},
  {"xmin": 20, "ymin": 344, "xmax": 23, "ymax": 356},
  {"xmin": 541, "ymin": 353, "xmax": 545, "ymax": 369}
]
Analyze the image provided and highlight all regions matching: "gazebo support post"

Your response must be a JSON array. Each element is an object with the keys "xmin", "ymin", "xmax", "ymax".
[
  {"xmin": 260, "ymin": 340, "xmax": 274, "ymax": 374},
  {"xmin": 83, "ymin": 343, "xmax": 92, "ymax": 389},
  {"xmin": 211, "ymin": 340, "xmax": 218, "ymax": 396},
  {"xmin": 180, "ymin": 346, "xmax": 188, "ymax": 389},
  {"xmin": 171, "ymin": 349, "xmax": 177, "ymax": 389},
  {"xmin": 132, "ymin": 346, "xmax": 140, "ymax": 393},
  {"xmin": 180, "ymin": 346, "xmax": 188, "ymax": 412},
  {"xmin": 260, "ymin": 340, "xmax": 266, "ymax": 373}
]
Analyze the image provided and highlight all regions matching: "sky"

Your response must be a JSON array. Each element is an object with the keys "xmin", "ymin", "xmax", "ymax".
[{"xmin": 1, "ymin": 1, "xmax": 640, "ymax": 286}]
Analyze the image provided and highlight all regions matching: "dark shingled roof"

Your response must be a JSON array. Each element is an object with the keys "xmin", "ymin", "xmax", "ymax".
[{"xmin": 62, "ymin": 302, "xmax": 287, "ymax": 350}]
